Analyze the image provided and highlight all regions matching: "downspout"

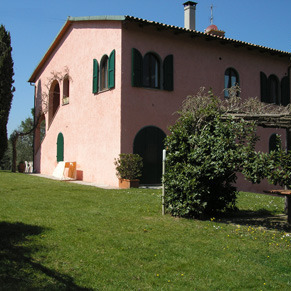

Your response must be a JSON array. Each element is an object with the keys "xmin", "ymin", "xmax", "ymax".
[
  {"xmin": 30, "ymin": 82, "xmax": 36, "ymax": 173},
  {"xmin": 284, "ymin": 65, "xmax": 291, "ymax": 214}
]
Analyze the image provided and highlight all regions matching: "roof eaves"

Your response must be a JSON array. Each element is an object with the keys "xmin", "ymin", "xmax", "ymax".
[
  {"xmin": 68, "ymin": 15, "xmax": 126, "ymax": 22},
  {"xmin": 124, "ymin": 15, "xmax": 291, "ymax": 57},
  {"xmin": 28, "ymin": 18, "xmax": 73, "ymax": 83}
]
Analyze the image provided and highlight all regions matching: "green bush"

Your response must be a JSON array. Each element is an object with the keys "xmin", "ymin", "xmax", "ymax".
[
  {"xmin": 164, "ymin": 90, "xmax": 259, "ymax": 218},
  {"xmin": 114, "ymin": 153, "xmax": 143, "ymax": 180}
]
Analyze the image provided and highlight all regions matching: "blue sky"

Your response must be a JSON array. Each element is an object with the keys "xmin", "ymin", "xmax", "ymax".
[{"xmin": 2, "ymin": 0, "xmax": 291, "ymax": 135}]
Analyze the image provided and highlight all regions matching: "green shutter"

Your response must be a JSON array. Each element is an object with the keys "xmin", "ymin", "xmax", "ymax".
[
  {"xmin": 260, "ymin": 72, "xmax": 268, "ymax": 103},
  {"xmin": 163, "ymin": 54, "xmax": 174, "ymax": 91},
  {"xmin": 93, "ymin": 59, "xmax": 99, "ymax": 93},
  {"xmin": 57, "ymin": 132, "xmax": 64, "ymax": 162},
  {"xmin": 281, "ymin": 76, "xmax": 290, "ymax": 106},
  {"xmin": 108, "ymin": 50, "xmax": 115, "ymax": 89},
  {"xmin": 131, "ymin": 48, "xmax": 143, "ymax": 87}
]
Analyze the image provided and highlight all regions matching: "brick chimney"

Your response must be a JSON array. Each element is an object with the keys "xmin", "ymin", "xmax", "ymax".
[{"xmin": 183, "ymin": 1, "xmax": 197, "ymax": 30}]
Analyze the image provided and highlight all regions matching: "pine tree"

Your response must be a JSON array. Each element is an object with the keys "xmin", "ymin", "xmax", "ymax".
[{"xmin": 0, "ymin": 24, "xmax": 14, "ymax": 161}]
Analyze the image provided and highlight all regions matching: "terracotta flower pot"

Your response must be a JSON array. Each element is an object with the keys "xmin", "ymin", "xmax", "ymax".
[
  {"xmin": 119, "ymin": 178, "xmax": 140, "ymax": 189},
  {"xmin": 18, "ymin": 162, "xmax": 25, "ymax": 173}
]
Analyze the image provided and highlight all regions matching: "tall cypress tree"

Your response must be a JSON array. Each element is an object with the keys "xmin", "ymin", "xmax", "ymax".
[{"xmin": 0, "ymin": 25, "xmax": 14, "ymax": 161}]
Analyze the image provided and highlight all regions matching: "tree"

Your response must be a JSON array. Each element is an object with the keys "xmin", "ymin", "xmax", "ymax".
[
  {"xmin": 0, "ymin": 24, "xmax": 14, "ymax": 161},
  {"xmin": 10, "ymin": 112, "xmax": 38, "ymax": 172},
  {"xmin": 0, "ymin": 144, "xmax": 11, "ymax": 170},
  {"xmin": 164, "ymin": 88, "xmax": 259, "ymax": 218},
  {"xmin": 14, "ymin": 110, "xmax": 34, "ymax": 162}
]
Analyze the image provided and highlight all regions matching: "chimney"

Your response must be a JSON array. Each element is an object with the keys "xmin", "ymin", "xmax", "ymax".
[{"xmin": 183, "ymin": 1, "xmax": 197, "ymax": 30}]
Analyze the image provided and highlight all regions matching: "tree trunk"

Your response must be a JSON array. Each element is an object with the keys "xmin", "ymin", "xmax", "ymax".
[{"xmin": 11, "ymin": 133, "xmax": 19, "ymax": 172}]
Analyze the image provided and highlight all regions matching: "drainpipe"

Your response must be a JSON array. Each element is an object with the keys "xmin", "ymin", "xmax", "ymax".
[
  {"xmin": 284, "ymin": 65, "xmax": 291, "ymax": 214},
  {"xmin": 30, "ymin": 82, "xmax": 36, "ymax": 173}
]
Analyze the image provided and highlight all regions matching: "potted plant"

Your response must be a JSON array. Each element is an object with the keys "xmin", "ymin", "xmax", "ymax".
[
  {"xmin": 114, "ymin": 153, "xmax": 143, "ymax": 188},
  {"xmin": 18, "ymin": 161, "xmax": 25, "ymax": 173}
]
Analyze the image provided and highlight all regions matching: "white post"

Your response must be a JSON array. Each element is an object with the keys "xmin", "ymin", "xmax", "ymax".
[{"xmin": 162, "ymin": 149, "xmax": 166, "ymax": 215}]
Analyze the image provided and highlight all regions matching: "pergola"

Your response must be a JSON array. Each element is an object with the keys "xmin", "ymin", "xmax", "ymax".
[
  {"xmin": 224, "ymin": 112, "xmax": 291, "ymax": 147},
  {"xmin": 224, "ymin": 112, "xmax": 291, "ymax": 223}
]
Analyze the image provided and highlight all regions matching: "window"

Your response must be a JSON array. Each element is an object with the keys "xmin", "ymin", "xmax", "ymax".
[
  {"xmin": 260, "ymin": 72, "xmax": 290, "ymax": 105},
  {"xmin": 63, "ymin": 75, "xmax": 70, "ymax": 105},
  {"xmin": 224, "ymin": 68, "xmax": 239, "ymax": 98},
  {"xmin": 268, "ymin": 75, "xmax": 279, "ymax": 105},
  {"xmin": 92, "ymin": 50, "xmax": 115, "ymax": 94},
  {"xmin": 100, "ymin": 55, "xmax": 108, "ymax": 91},
  {"xmin": 131, "ymin": 48, "xmax": 173, "ymax": 91},
  {"xmin": 269, "ymin": 133, "xmax": 281, "ymax": 152},
  {"xmin": 48, "ymin": 80, "xmax": 60, "ymax": 125},
  {"xmin": 143, "ymin": 53, "xmax": 160, "ymax": 89}
]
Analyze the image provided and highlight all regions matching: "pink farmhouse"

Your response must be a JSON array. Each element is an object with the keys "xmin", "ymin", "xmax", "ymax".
[{"xmin": 29, "ymin": 2, "xmax": 291, "ymax": 192}]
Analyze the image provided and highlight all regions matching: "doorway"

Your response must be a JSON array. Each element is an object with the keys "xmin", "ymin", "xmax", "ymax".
[{"xmin": 133, "ymin": 126, "xmax": 166, "ymax": 184}]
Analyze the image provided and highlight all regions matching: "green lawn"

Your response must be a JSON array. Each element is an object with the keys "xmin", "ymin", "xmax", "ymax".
[{"xmin": 0, "ymin": 171, "xmax": 290, "ymax": 290}]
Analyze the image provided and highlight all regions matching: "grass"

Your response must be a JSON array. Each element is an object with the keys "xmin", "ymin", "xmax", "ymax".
[{"xmin": 0, "ymin": 171, "xmax": 290, "ymax": 290}]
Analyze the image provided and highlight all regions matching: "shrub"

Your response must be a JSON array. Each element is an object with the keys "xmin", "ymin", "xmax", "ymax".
[
  {"xmin": 164, "ymin": 89, "xmax": 259, "ymax": 218},
  {"xmin": 114, "ymin": 153, "xmax": 143, "ymax": 180}
]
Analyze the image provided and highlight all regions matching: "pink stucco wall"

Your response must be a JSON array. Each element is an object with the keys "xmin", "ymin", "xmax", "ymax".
[
  {"xmin": 120, "ymin": 23, "xmax": 290, "ymax": 192},
  {"xmin": 34, "ymin": 20, "xmax": 122, "ymax": 187},
  {"xmin": 33, "ymin": 19, "xmax": 291, "ymax": 191}
]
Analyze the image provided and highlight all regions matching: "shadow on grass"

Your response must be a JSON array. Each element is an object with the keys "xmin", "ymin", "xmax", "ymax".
[
  {"xmin": 217, "ymin": 209, "xmax": 291, "ymax": 232},
  {"xmin": 0, "ymin": 221, "xmax": 92, "ymax": 290}
]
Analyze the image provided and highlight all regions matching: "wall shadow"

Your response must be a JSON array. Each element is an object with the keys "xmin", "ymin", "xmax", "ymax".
[{"xmin": 0, "ymin": 221, "xmax": 92, "ymax": 290}]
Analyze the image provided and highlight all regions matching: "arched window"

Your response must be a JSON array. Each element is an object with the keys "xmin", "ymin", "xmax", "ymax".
[
  {"xmin": 268, "ymin": 75, "xmax": 279, "ymax": 105},
  {"xmin": 63, "ymin": 75, "xmax": 70, "ymax": 104},
  {"xmin": 131, "ymin": 48, "xmax": 173, "ymax": 91},
  {"xmin": 49, "ymin": 80, "xmax": 60, "ymax": 125},
  {"xmin": 143, "ymin": 53, "xmax": 160, "ymax": 89},
  {"xmin": 261, "ymin": 72, "xmax": 289, "ymax": 105},
  {"xmin": 92, "ymin": 50, "xmax": 115, "ymax": 94},
  {"xmin": 224, "ymin": 68, "xmax": 239, "ymax": 98},
  {"xmin": 100, "ymin": 55, "xmax": 109, "ymax": 91},
  {"xmin": 269, "ymin": 133, "xmax": 281, "ymax": 152}
]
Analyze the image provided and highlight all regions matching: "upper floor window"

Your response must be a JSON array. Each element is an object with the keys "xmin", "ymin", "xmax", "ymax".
[
  {"xmin": 63, "ymin": 75, "xmax": 70, "ymax": 105},
  {"xmin": 100, "ymin": 55, "xmax": 108, "ymax": 91},
  {"xmin": 260, "ymin": 72, "xmax": 289, "ymax": 105},
  {"xmin": 92, "ymin": 49, "xmax": 115, "ymax": 94},
  {"xmin": 48, "ymin": 80, "xmax": 60, "ymax": 125},
  {"xmin": 132, "ymin": 48, "xmax": 174, "ymax": 91},
  {"xmin": 269, "ymin": 75, "xmax": 279, "ymax": 105},
  {"xmin": 224, "ymin": 68, "xmax": 239, "ymax": 98},
  {"xmin": 143, "ymin": 53, "xmax": 160, "ymax": 89}
]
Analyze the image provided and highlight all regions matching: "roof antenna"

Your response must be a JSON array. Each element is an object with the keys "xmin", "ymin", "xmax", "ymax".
[{"xmin": 210, "ymin": 4, "xmax": 214, "ymax": 25}]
